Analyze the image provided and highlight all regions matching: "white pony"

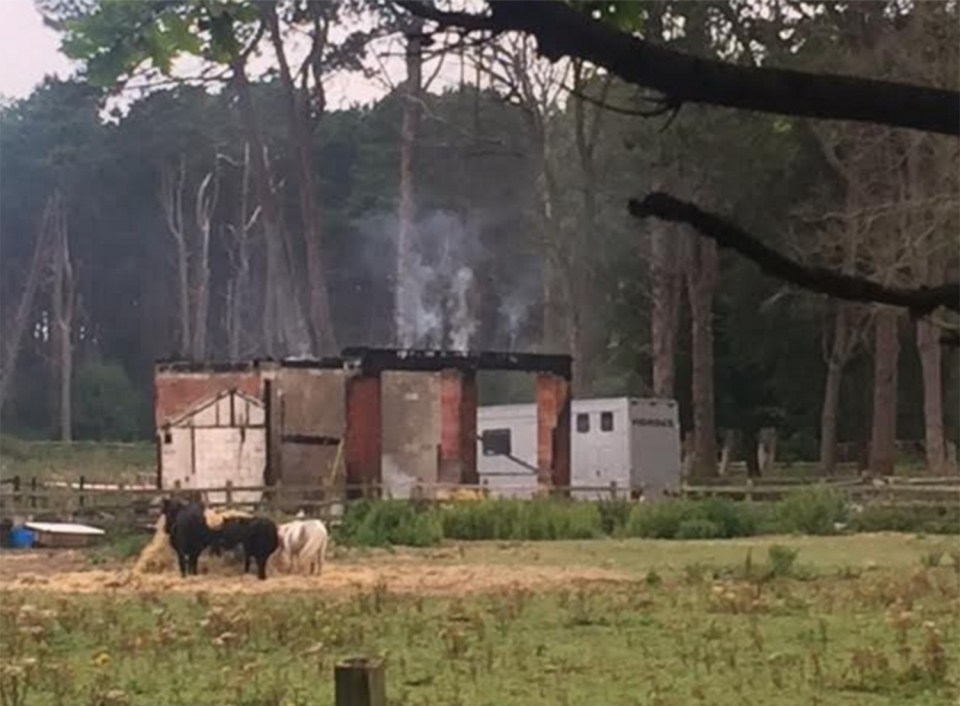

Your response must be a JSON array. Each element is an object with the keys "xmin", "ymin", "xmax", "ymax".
[{"xmin": 277, "ymin": 512, "xmax": 329, "ymax": 575}]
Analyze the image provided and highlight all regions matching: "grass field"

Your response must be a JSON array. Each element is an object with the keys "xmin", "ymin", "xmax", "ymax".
[
  {"xmin": 0, "ymin": 436, "xmax": 155, "ymax": 485},
  {"xmin": 1, "ymin": 534, "xmax": 958, "ymax": 706}
]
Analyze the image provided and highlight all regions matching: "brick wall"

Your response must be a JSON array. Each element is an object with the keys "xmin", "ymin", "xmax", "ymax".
[{"xmin": 154, "ymin": 371, "xmax": 263, "ymax": 429}]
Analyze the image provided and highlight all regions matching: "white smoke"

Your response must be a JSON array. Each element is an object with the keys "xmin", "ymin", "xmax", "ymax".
[{"xmin": 351, "ymin": 208, "xmax": 540, "ymax": 352}]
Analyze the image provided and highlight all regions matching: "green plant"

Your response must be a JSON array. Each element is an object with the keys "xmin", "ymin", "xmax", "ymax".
[
  {"xmin": 777, "ymin": 487, "xmax": 846, "ymax": 535},
  {"xmin": 596, "ymin": 499, "xmax": 632, "ymax": 536},
  {"xmin": 767, "ymin": 545, "xmax": 800, "ymax": 578},
  {"xmin": 676, "ymin": 518, "xmax": 722, "ymax": 540}
]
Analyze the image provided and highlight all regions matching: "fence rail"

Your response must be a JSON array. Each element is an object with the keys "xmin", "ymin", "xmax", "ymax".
[{"xmin": 1, "ymin": 473, "xmax": 958, "ymax": 529}]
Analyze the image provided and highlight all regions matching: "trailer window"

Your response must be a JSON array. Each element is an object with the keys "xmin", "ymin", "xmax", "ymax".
[
  {"xmin": 576, "ymin": 413, "xmax": 590, "ymax": 433},
  {"xmin": 482, "ymin": 429, "xmax": 512, "ymax": 456},
  {"xmin": 600, "ymin": 411, "xmax": 614, "ymax": 432}
]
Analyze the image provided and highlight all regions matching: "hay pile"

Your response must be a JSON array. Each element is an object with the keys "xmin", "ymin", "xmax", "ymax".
[{"xmin": 132, "ymin": 507, "xmax": 254, "ymax": 575}]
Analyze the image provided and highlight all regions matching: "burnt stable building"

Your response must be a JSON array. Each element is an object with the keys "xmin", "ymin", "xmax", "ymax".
[{"xmin": 154, "ymin": 347, "xmax": 572, "ymax": 501}]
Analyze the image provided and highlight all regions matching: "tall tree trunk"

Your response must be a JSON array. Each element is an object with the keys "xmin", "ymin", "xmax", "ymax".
[
  {"xmin": 265, "ymin": 4, "xmax": 337, "ymax": 355},
  {"xmin": 226, "ymin": 144, "xmax": 256, "ymax": 361},
  {"xmin": 191, "ymin": 169, "xmax": 216, "ymax": 360},
  {"xmin": 0, "ymin": 198, "xmax": 55, "ymax": 408},
  {"xmin": 159, "ymin": 157, "xmax": 191, "ymax": 356},
  {"xmin": 651, "ymin": 223, "xmax": 681, "ymax": 398},
  {"xmin": 820, "ymin": 304, "xmax": 850, "ymax": 474},
  {"xmin": 917, "ymin": 318, "xmax": 946, "ymax": 474},
  {"xmin": 396, "ymin": 16, "xmax": 424, "ymax": 347},
  {"xmin": 685, "ymin": 235, "xmax": 718, "ymax": 478},
  {"xmin": 231, "ymin": 60, "xmax": 309, "ymax": 356},
  {"xmin": 869, "ymin": 307, "xmax": 900, "ymax": 474},
  {"xmin": 569, "ymin": 62, "xmax": 610, "ymax": 395},
  {"xmin": 50, "ymin": 192, "xmax": 74, "ymax": 442}
]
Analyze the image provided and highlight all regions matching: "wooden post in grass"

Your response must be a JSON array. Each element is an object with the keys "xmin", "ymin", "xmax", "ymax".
[{"xmin": 334, "ymin": 657, "xmax": 385, "ymax": 706}]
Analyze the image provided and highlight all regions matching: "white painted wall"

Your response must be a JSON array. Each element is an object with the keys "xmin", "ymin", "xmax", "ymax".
[
  {"xmin": 476, "ymin": 397, "xmax": 681, "ymax": 500},
  {"xmin": 159, "ymin": 390, "xmax": 266, "ymax": 505}
]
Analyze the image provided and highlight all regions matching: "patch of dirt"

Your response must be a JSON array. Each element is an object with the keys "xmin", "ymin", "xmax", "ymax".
[
  {"xmin": 0, "ymin": 549, "xmax": 104, "ymax": 581},
  {"xmin": 0, "ymin": 550, "xmax": 632, "ymax": 596}
]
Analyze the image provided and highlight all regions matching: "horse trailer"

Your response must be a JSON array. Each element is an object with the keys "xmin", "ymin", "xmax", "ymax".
[{"xmin": 477, "ymin": 397, "xmax": 681, "ymax": 500}]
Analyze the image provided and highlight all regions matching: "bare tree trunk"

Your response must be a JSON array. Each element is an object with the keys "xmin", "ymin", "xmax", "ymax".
[
  {"xmin": 231, "ymin": 60, "xmax": 309, "ymax": 356},
  {"xmin": 264, "ymin": 4, "xmax": 337, "ymax": 355},
  {"xmin": 191, "ymin": 169, "xmax": 217, "ymax": 360},
  {"xmin": 226, "ymin": 144, "xmax": 257, "ymax": 361},
  {"xmin": 159, "ymin": 157, "xmax": 191, "ymax": 356},
  {"xmin": 869, "ymin": 307, "xmax": 900, "ymax": 474},
  {"xmin": 0, "ymin": 198, "xmax": 55, "ymax": 408},
  {"xmin": 395, "ymin": 16, "xmax": 424, "ymax": 347},
  {"xmin": 569, "ymin": 62, "xmax": 611, "ymax": 395},
  {"xmin": 49, "ymin": 192, "xmax": 74, "ymax": 442},
  {"xmin": 820, "ymin": 304, "xmax": 850, "ymax": 474},
  {"xmin": 651, "ymin": 223, "xmax": 681, "ymax": 398},
  {"xmin": 685, "ymin": 236, "xmax": 718, "ymax": 479},
  {"xmin": 917, "ymin": 318, "xmax": 946, "ymax": 474}
]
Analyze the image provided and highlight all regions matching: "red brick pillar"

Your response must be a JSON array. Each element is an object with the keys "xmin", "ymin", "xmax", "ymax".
[
  {"xmin": 537, "ymin": 373, "xmax": 571, "ymax": 493},
  {"xmin": 460, "ymin": 371, "xmax": 478, "ymax": 485},
  {"xmin": 439, "ymin": 370, "xmax": 476, "ymax": 485},
  {"xmin": 345, "ymin": 373, "xmax": 381, "ymax": 497}
]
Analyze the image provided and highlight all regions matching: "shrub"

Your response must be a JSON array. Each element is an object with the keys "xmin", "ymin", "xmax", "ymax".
[
  {"xmin": 849, "ymin": 505, "xmax": 960, "ymax": 535},
  {"xmin": 626, "ymin": 500, "xmax": 696, "ymax": 538},
  {"xmin": 440, "ymin": 499, "xmax": 603, "ymax": 541},
  {"xmin": 676, "ymin": 518, "xmax": 722, "ymax": 539},
  {"xmin": 767, "ymin": 544, "xmax": 800, "ymax": 578},
  {"xmin": 73, "ymin": 361, "xmax": 144, "ymax": 441},
  {"xmin": 777, "ymin": 487, "xmax": 846, "ymax": 535},
  {"xmin": 700, "ymin": 497, "xmax": 759, "ymax": 538},
  {"xmin": 597, "ymin": 499, "xmax": 632, "ymax": 536},
  {"xmin": 340, "ymin": 500, "xmax": 443, "ymax": 547}
]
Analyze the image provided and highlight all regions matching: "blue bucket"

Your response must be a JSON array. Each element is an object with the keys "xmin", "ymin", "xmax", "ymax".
[{"xmin": 9, "ymin": 527, "xmax": 35, "ymax": 549}]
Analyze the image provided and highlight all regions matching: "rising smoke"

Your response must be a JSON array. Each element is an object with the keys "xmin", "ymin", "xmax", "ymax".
[{"xmin": 351, "ymin": 208, "xmax": 541, "ymax": 352}]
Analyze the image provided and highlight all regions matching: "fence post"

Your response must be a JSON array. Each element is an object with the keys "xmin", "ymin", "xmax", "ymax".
[
  {"xmin": 30, "ymin": 477, "xmax": 37, "ymax": 509},
  {"xmin": 12, "ymin": 476, "xmax": 21, "ymax": 507},
  {"xmin": 609, "ymin": 481, "xmax": 617, "ymax": 501},
  {"xmin": 334, "ymin": 657, "xmax": 386, "ymax": 706},
  {"xmin": 746, "ymin": 477, "xmax": 754, "ymax": 503},
  {"xmin": 225, "ymin": 480, "xmax": 233, "ymax": 507},
  {"xmin": 79, "ymin": 475, "xmax": 86, "ymax": 509}
]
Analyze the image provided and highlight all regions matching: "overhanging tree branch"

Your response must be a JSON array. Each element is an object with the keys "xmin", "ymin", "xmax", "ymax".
[
  {"xmin": 397, "ymin": 0, "xmax": 960, "ymax": 136},
  {"xmin": 628, "ymin": 193, "xmax": 960, "ymax": 317}
]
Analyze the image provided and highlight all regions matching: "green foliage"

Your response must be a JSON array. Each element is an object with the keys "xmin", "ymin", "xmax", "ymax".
[
  {"xmin": 439, "ymin": 499, "xmax": 604, "ymax": 541},
  {"xmin": 569, "ymin": 1, "xmax": 647, "ymax": 31},
  {"xmin": 766, "ymin": 545, "xmax": 800, "ymax": 578},
  {"xmin": 338, "ymin": 499, "xmax": 443, "ymax": 548},
  {"xmin": 72, "ymin": 361, "xmax": 144, "ymax": 441},
  {"xmin": 596, "ymin": 498, "xmax": 632, "ymax": 536},
  {"xmin": 776, "ymin": 487, "xmax": 847, "ymax": 536},
  {"xmin": 89, "ymin": 529, "xmax": 150, "ymax": 565},
  {"xmin": 53, "ymin": 1, "xmax": 257, "ymax": 87},
  {"xmin": 848, "ymin": 505, "xmax": 960, "ymax": 536},
  {"xmin": 676, "ymin": 518, "xmax": 722, "ymax": 540}
]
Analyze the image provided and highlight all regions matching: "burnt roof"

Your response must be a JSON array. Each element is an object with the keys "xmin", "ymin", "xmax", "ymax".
[
  {"xmin": 342, "ymin": 347, "xmax": 572, "ymax": 378},
  {"xmin": 155, "ymin": 347, "xmax": 572, "ymax": 379}
]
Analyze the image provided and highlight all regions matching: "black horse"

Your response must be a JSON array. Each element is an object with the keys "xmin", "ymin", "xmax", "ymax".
[
  {"xmin": 161, "ymin": 497, "xmax": 211, "ymax": 577},
  {"xmin": 208, "ymin": 515, "xmax": 279, "ymax": 580}
]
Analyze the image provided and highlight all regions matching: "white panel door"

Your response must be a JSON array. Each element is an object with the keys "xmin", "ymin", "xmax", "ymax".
[{"xmin": 193, "ymin": 428, "xmax": 266, "ymax": 505}]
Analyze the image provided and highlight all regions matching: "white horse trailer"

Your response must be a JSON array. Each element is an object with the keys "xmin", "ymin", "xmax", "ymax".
[{"xmin": 476, "ymin": 397, "xmax": 681, "ymax": 500}]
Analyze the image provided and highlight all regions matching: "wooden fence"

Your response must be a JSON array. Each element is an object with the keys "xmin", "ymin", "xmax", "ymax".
[{"xmin": 1, "ymin": 474, "xmax": 957, "ymax": 529}]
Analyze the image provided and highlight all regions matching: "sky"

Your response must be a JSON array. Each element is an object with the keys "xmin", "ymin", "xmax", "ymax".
[
  {"xmin": 0, "ymin": 0, "xmax": 467, "ymax": 110},
  {"xmin": 0, "ymin": 0, "xmax": 75, "ymax": 100}
]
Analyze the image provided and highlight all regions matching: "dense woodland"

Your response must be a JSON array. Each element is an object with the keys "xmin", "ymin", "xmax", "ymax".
[{"xmin": 0, "ymin": 0, "xmax": 957, "ymax": 478}]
